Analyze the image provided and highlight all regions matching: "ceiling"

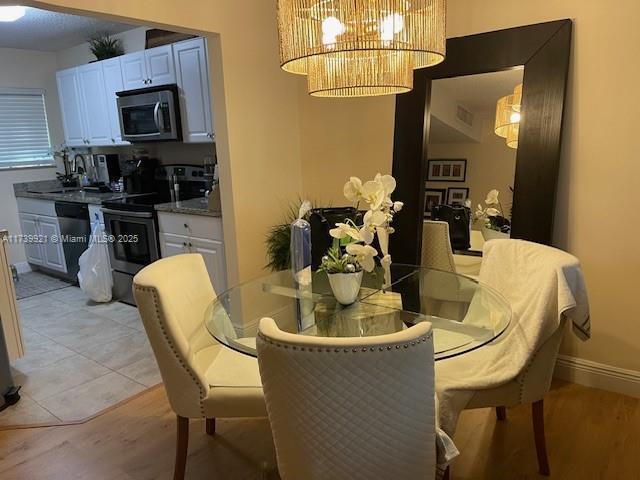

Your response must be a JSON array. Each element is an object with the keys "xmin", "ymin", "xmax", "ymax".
[
  {"xmin": 0, "ymin": 7, "xmax": 137, "ymax": 52},
  {"xmin": 433, "ymin": 68, "xmax": 525, "ymax": 113}
]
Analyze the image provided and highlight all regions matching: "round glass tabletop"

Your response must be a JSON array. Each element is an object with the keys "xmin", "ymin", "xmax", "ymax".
[{"xmin": 205, "ymin": 265, "xmax": 511, "ymax": 361}]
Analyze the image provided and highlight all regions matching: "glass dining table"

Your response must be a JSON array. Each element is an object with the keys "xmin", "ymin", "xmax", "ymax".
[{"xmin": 205, "ymin": 264, "xmax": 511, "ymax": 361}]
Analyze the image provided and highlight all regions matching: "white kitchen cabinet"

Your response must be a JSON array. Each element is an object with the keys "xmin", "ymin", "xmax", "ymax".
[
  {"xmin": 121, "ymin": 51, "xmax": 147, "ymax": 90},
  {"xmin": 188, "ymin": 237, "xmax": 225, "ymax": 290},
  {"xmin": 145, "ymin": 45, "xmax": 176, "ymax": 86},
  {"xmin": 77, "ymin": 63, "xmax": 112, "ymax": 146},
  {"xmin": 102, "ymin": 57, "xmax": 129, "ymax": 145},
  {"xmin": 173, "ymin": 38, "xmax": 214, "ymax": 143},
  {"xmin": 121, "ymin": 45, "xmax": 175, "ymax": 90},
  {"xmin": 38, "ymin": 216, "xmax": 66, "ymax": 272},
  {"xmin": 18, "ymin": 212, "xmax": 67, "ymax": 273},
  {"xmin": 56, "ymin": 68, "xmax": 86, "ymax": 147},
  {"xmin": 159, "ymin": 232, "xmax": 190, "ymax": 257},
  {"xmin": 157, "ymin": 212, "xmax": 226, "ymax": 293},
  {"xmin": 19, "ymin": 213, "xmax": 44, "ymax": 265}
]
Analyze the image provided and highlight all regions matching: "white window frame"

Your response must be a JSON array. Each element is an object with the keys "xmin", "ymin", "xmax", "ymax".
[{"xmin": 0, "ymin": 87, "xmax": 55, "ymax": 170}]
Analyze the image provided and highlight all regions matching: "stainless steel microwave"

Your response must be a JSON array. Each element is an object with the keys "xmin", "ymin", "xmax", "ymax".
[{"xmin": 116, "ymin": 84, "xmax": 182, "ymax": 142}]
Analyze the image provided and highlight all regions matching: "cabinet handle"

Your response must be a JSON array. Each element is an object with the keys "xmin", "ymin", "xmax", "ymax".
[
  {"xmin": 184, "ymin": 223, "xmax": 188, "ymax": 228},
  {"xmin": 188, "ymin": 242, "xmax": 193, "ymax": 248},
  {"xmin": 111, "ymin": 138, "xmax": 115, "ymax": 143},
  {"xmin": 182, "ymin": 242, "xmax": 187, "ymax": 246},
  {"xmin": 148, "ymin": 78, "xmax": 152, "ymax": 84}
]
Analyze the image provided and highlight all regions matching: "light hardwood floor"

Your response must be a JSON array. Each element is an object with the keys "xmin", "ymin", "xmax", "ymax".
[{"xmin": 0, "ymin": 380, "xmax": 639, "ymax": 479}]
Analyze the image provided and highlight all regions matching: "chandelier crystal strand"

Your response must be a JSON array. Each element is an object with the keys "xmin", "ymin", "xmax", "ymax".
[{"xmin": 277, "ymin": 0, "xmax": 447, "ymax": 97}]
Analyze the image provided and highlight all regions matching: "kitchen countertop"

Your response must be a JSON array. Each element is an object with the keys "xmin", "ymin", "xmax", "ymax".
[
  {"xmin": 14, "ymin": 180, "xmax": 129, "ymax": 205},
  {"xmin": 155, "ymin": 197, "xmax": 221, "ymax": 217}
]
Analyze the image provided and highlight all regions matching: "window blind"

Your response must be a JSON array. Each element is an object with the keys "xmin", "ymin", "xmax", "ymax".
[{"xmin": 0, "ymin": 88, "xmax": 54, "ymax": 169}]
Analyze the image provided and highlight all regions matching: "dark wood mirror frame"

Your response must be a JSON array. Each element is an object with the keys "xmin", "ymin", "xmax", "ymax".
[{"xmin": 390, "ymin": 20, "xmax": 573, "ymax": 264}]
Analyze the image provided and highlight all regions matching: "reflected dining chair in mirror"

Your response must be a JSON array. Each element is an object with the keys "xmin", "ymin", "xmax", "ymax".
[
  {"xmin": 257, "ymin": 318, "xmax": 438, "ymax": 480},
  {"xmin": 390, "ymin": 20, "xmax": 573, "ymax": 268},
  {"xmin": 133, "ymin": 254, "xmax": 266, "ymax": 480},
  {"xmin": 436, "ymin": 240, "xmax": 590, "ymax": 477},
  {"xmin": 422, "ymin": 220, "xmax": 456, "ymax": 272}
]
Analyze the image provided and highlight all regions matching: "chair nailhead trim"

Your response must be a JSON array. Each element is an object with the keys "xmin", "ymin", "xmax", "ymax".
[
  {"xmin": 134, "ymin": 285, "xmax": 207, "ymax": 416},
  {"xmin": 256, "ymin": 333, "xmax": 433, "ymax": 353}
]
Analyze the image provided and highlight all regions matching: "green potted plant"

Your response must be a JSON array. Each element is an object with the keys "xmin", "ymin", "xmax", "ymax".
[{"xmin": 88, "ymin": 32, "xmax": 124, "ymax": 61}]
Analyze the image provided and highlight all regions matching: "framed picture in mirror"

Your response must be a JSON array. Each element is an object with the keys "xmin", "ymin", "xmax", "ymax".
[
  {"xmin": 424, "ymin": 188, "xmax": 447, "ymax": 218},
  {"xmin": 447, "ymin": 187, "xmax": 469, "ymax": 205},
  {"xmin": 427, "ymin": 159, "xmax": 467, "ymax": 182}
]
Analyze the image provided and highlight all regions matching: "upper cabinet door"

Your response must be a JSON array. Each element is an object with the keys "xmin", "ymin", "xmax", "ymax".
[
  {"xmin": 56, "ymin": 68, "xmax": 86, "ymax": 147},
  {"xmin": 102, "ymin": 57, "xmax": 129, "ymax": 145},
  {"xmin": 76, "ymin": 63, "xmax": 112, "ymax": 146},
  {"xmin": 173, "ymin": 38, "xmax": 214, "ymax": 143},
  {"xmin": 145, "ymin": 45, "xmax": 176, "ymax": 87},
  {"xmin": 121, "ymin": 51, "xmax": 147, "ymax": 90}
]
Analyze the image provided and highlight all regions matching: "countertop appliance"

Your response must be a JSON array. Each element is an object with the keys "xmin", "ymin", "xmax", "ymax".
[
  {"xmin": 93, "ymin": 154, "xmax": 121, "ymax": 185},
  {"xmin": 116, "ymin": 84, "xmax": 182, "ymax": 143},
  {"xmin": 54, "ymin": 201, "xmax": 91, "ymax": 280},
  {"xmin": 101, "ymin": 163, "xmax": 207, "ymax": 305}
]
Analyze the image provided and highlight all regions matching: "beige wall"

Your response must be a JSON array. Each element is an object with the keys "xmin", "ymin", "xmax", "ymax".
[
  {"xmin": 0, "ymin": 47, "xmax": 65, "ymax": 264},
  {"xmin": 297, "ymin": 86, "xmax": 396, "ymax": 204},
  {"xmin": 428, "ymin": 111, "xmax": 517, "ymax": 225},
  {"xmin": 22, "ymin": 0, "xmax": 304, "ymax": 286},
  {"xmin": 295, "ymin": 0, "xmax": 640, "ymax": 373},
  {"xmin": 56, "ymin": 26, "xmax": 148, "ymax": 69}
]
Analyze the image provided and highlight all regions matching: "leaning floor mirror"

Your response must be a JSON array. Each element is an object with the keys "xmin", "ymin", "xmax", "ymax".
[{"xmin": 390, "ymin": 20, "xmax": 573, "ymax": 267}]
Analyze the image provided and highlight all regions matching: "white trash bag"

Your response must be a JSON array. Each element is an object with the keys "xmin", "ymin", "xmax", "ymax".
[{"xmin": 78, "ymin": 219, "xmax": 113, "ymax": 303}]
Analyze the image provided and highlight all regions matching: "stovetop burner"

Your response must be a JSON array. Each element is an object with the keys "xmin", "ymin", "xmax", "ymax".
[{"xmin": 102, "ymin": 193, "xmax": 164, "ymax": 213}]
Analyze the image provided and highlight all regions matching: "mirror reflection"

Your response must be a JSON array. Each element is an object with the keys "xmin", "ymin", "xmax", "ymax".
[{"xmin": 422, "ymin": 68, "xmax": 524, "ymax": 276}]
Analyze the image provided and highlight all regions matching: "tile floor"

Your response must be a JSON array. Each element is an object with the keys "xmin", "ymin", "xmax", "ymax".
[{"xmin": 0, "ymin": 286, "xmax": 161, "ymax": 427}]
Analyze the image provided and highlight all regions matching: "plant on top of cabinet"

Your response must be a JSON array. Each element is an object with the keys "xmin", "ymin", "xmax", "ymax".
[{"xmin": 89, "ymin": 32, "xmax": 124, "ymax": 61}]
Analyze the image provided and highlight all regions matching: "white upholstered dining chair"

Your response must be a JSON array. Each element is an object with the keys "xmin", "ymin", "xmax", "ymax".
[
  {"xmin": 436, "ymin": 240, "xmax": 590, "ymax": 478},
  {"xmin": 422, "ymin": 220, "xmax": 456, "ymax": 272},
  {"xmin": 133, "ymin": 254, "xmax": 266, "ymax": 480},
  {"xmin": 257, "ymin": 318, "xmax": 437, "ymax": 480}
]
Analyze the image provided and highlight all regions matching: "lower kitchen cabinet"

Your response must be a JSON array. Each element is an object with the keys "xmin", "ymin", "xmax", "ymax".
[
  {"xmin": 18, "ymin": 212, "xmax": 67, "ymax": 273},
  {"xmin": 157, "ymin": 212, "xmax": 227, "ymax": 294}
]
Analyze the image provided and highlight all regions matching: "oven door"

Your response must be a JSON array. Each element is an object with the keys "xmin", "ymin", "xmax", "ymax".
[
  {"xmin": 117, "ymin": 90, "xmax": 179, "ymax": 142},
  {"xmin": 102, "ymin": 209, "xmax": 159, "ymax": 275}
]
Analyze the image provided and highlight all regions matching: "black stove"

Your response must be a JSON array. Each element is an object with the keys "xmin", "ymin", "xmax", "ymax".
[{"xmin": 102, "ymin": 193, "xmax": 165, "ymax": 213}]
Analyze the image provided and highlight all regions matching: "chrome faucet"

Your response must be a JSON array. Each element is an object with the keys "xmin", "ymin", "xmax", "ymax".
[{"xmin": 72, "ymin": 154, "xmax": 87, "ymax": 174}]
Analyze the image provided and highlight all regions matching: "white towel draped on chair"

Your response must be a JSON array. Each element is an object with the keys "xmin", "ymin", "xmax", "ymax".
[{"xmin": 435, "ymin": 239, "xmax": 590, "ymax": 435}]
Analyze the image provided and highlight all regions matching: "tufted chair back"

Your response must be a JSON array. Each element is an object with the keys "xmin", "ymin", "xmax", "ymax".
[
  {"xmin": 133, "ymin": 254, "xmax": 216, "ymax": 418},
  {"xmin": 257, "ymin": 318, "xmax": 436, "ymax": 480},
  {"xmin": 422, "ymin": 220, "xmax": 456, "ymax": 272}
]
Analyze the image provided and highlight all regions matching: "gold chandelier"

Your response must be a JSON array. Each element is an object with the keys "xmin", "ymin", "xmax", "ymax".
[
  {"xmin": 277, "ymin": 0, "xmax": 447, "ymax": 97},
  {"xmin": 495, "ymin": 83, "xmax": 523, "ymax": 149}
]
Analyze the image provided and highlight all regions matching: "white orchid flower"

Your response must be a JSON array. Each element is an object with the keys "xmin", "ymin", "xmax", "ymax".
[
  {"xmin": 359, "ymin": 226, "xmax": 374, "ymax": 245},
  {"xmin": 485, "ymin": 189, "xmax": 500, "ymax": 205},
  {"xmin": 360, "ymin": 180, "xmax": 386, "ymax": 210},
  {"xmin": 329, "ymin": 223, "xmax": 361, "ymax": 241},
  {"xmin": 374, "ymin": 173, "xmax": 397, "ymax": 196},
  {"xmin": 486, "ymin": 207, "xmax": 500, "ymax": 217},
  {"xmin": 364, "ymin": 209, "xmax": 387, "ymax": 228},
  {"xmin": 393, "ymin": 201, "xmax": 403, "ymax": 212},
  {"xmin": 343, "ymin": 177, "xmax": 363, "ymax": 203},
  {"xmin": 346, "ymin": 243, "xmax": 378, "ymax": 272}
]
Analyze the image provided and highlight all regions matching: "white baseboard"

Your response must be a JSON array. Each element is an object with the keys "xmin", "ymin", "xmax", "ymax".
[
  {"xmin": 13, "ymin": 262, "xmax": 32, "ymax": 274},
  {"xmin": 554, "ymin": 355, "xmax": 640, "ymax": 399}
]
